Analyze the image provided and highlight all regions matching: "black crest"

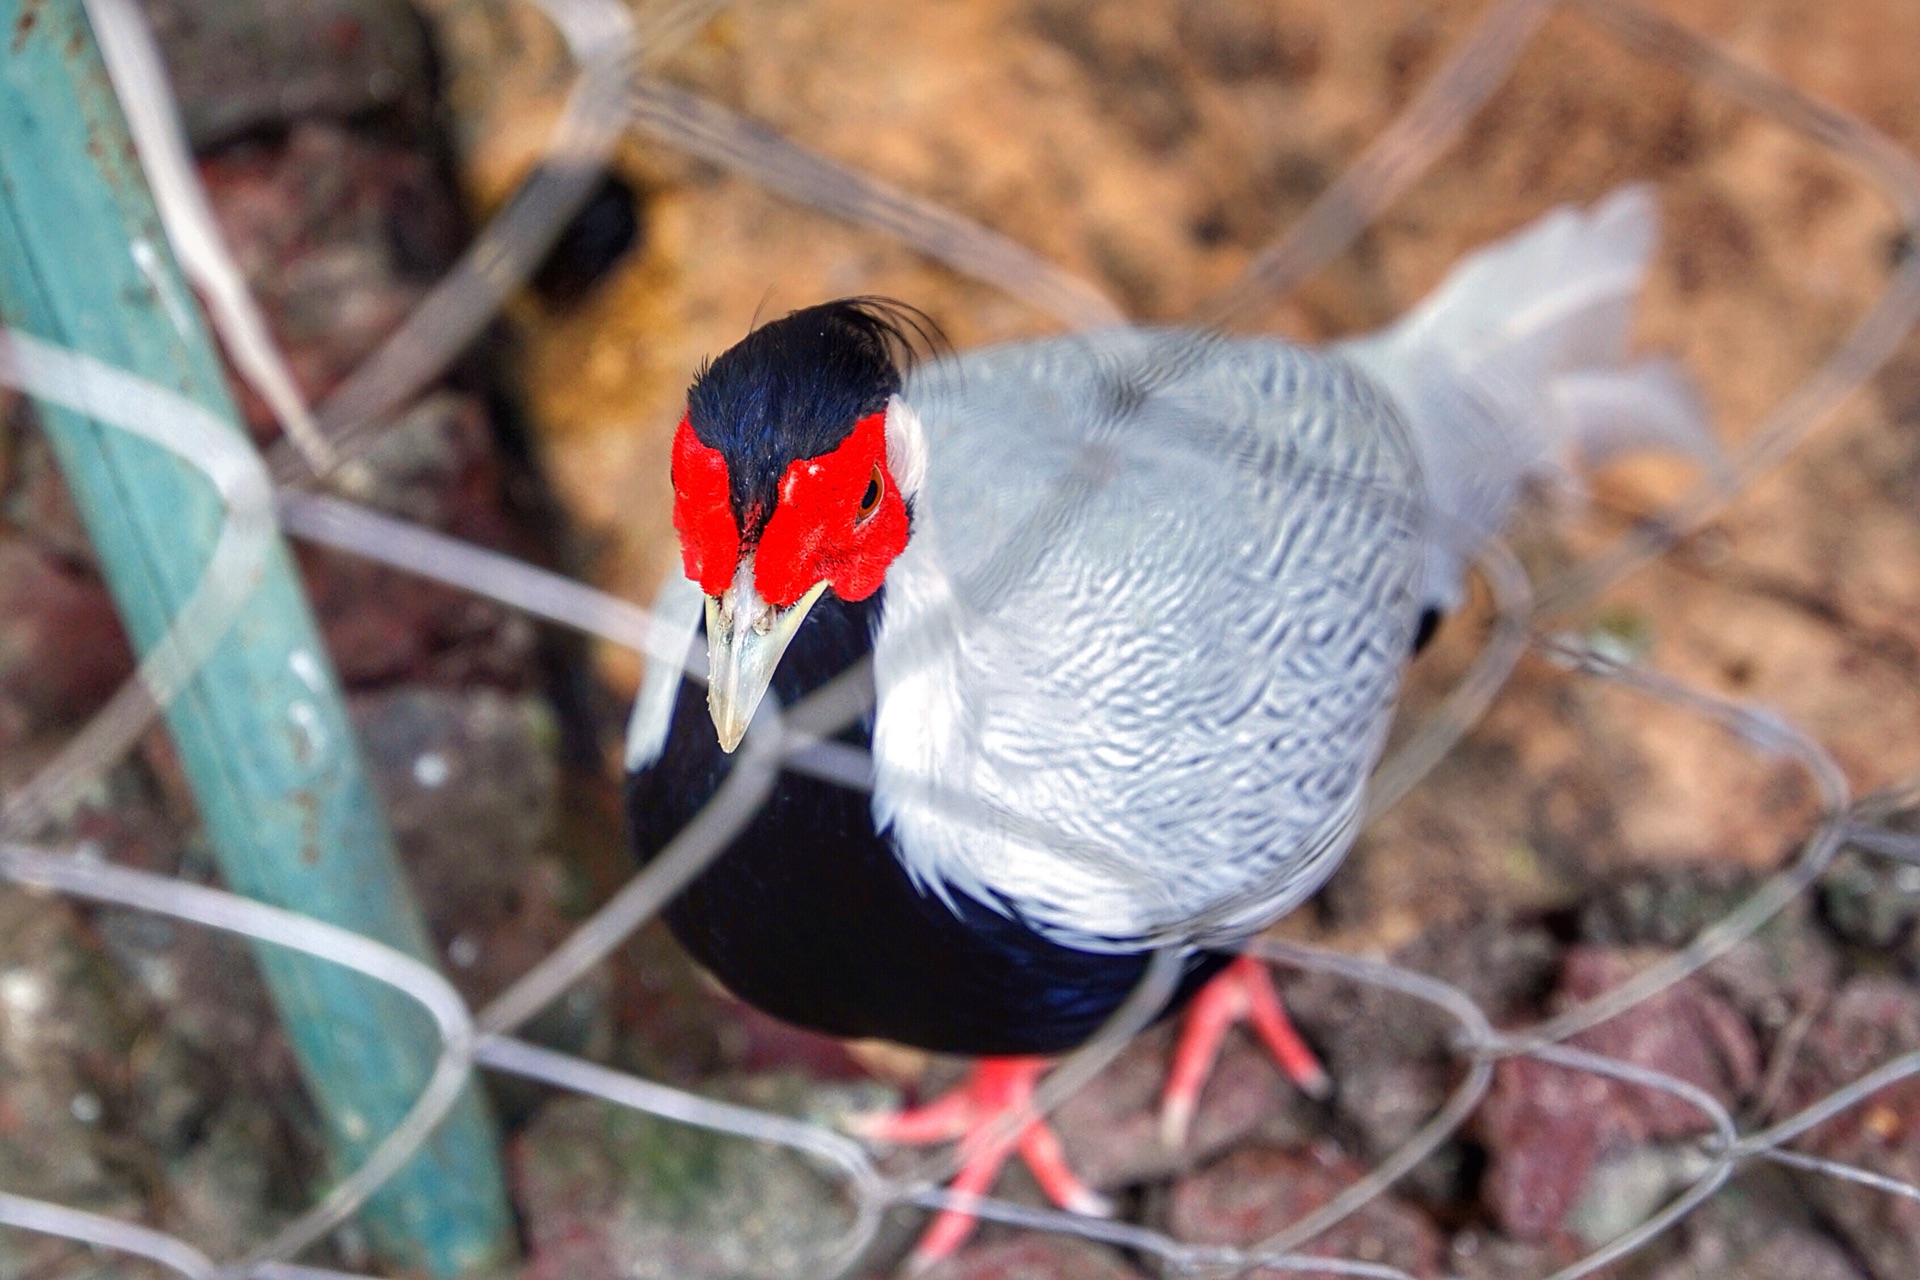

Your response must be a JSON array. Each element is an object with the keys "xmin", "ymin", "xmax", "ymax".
[{"xmin": 687, "ymin": 298, "xmax": 941, "ymax": 536}]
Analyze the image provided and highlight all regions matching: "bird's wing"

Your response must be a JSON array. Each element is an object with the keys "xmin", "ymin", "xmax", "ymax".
[{"xmin": 872, "ymin": 329, "xmax": 1426, "ymax": 951}]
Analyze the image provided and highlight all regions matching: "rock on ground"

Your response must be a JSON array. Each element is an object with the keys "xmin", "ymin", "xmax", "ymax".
[
  {"xmin": 1776, "ymin": 976, "xmax": 1920, "ymax": 1280},
  {"xmin": 918, "ymin": 1235, "xmax": 1143, "ymax": 1280},
  {"xmin": 512, "ymin": 1086, "xmax": 866, "ymax": 1280},
  {"xmin": 1167, "ymin": 1142, "xmax": 1444, "ymax": 1279},
  {"xmin": 1641, "ymin": 1168, "xmax": 1871, "ymax": 1280},
  {"xmin": 138, "ymin": 0, "xmax": 430, "ymax": 148},
  {"xmin": 0, "ymin": 539, "xmax": 132, "ymax": 746},
  {"xmin": 1051, "ymin": 1019, "xmax": 1307, "ymax": 1191},
  {"xmin": 0, "ymin": 859, "xmax": 317, "ymax": 1274},
  {"xmin": 1475, "ymin": 946, "xmax": 1759, "ymax": 1242},
  {"xmin": 1821, "ymin": 834, "xmax": 1920, "ymax": 977}
]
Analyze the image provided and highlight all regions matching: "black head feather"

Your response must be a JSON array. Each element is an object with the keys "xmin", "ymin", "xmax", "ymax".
[{"xmin": 686, "ymin": 298, "xmax": 941, "ymax": 538}]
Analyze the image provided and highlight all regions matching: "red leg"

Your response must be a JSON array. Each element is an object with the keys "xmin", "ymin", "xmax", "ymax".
[
  {"xmin": 909, "ymin": 1130, "xmax": 1016, "ymax": 1269},
  {"xmin": 1159, "ymin": 954, "xmax": 1329, "ymax": 1148},
  {"xmin": 845, "ymin": 1056, "xmax": 1111, "ymax": 1269},
  {"xmin": 1017, "ymin": 1114, "xmax": 1113, "ymax": 1218},
  {"xmin": 1238, "ymin": 955, "xmax": 1331, "ymax": 1096},
  {"xmin": 1157, "ymin": 961, "xmax": 1244, "ymax": 1149}
]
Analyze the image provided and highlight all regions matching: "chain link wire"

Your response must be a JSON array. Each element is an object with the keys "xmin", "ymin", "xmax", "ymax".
[{"xmin": 4, "ymin": 0, "xmax": 1920, "ymax": 1276}]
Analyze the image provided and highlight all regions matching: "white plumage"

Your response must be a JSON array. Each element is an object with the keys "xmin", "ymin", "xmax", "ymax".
[
  {"xmin": 632, "ymin": 186, "xmax": 1708, "ymax": 951},
  {"xmin": 873, "ymin": 328, "xmax": 1424, "ymax": 948}
]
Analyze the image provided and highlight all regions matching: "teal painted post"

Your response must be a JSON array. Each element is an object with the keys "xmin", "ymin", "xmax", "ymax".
[{"xmin": 0, "ymin": 3, "xmax": 514, "ymax": 1273}]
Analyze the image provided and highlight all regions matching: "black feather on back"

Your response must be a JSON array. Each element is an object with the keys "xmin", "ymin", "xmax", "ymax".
[{"xmin": 686, "ymin": 298, "xmax": 941, "ymax": 539}]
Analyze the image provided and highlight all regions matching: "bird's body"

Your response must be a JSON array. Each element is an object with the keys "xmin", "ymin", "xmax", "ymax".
[
  {"xmin": 626, "ymin": 187, "xmax": 1708, "ymax": 1255},
  {"xmin": 629, "ymin": 328, "xmax": 1432, "ymax": 1051}
]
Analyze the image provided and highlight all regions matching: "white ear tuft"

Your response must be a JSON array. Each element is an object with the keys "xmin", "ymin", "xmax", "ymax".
[{"xmin": 884, "ymin": 394, "xmax": 928, "ymax": 498}]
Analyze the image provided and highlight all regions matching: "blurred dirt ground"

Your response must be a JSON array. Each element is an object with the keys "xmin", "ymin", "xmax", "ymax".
[{"xmin": 3, "ymin": 0, "xmax": 1920, "ymax": 1278}]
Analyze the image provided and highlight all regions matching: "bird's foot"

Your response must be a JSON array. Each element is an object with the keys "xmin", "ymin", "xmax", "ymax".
[
  {"xmin": 1159, "ymin": 953, "xmax": 1330, "ymax": 1149},
  {"xmin": 846, "ymin": 1055, "xmax": 1112, "ymax": 1270}
]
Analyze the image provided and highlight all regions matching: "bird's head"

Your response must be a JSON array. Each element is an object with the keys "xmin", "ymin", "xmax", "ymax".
[{"xmin": 672, "ymin": 299, "xmax": 933, "ymax": 752}]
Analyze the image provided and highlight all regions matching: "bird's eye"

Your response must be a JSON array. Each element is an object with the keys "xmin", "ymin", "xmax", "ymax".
[{"xmin": 856, "ymin": 466, "xmax": 884, "ymax": 522}]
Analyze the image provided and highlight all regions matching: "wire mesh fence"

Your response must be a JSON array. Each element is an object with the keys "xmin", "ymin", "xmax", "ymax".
[{"xmin": 3, "ymin": 0, "xmax": 1920, "ymax": 1277}]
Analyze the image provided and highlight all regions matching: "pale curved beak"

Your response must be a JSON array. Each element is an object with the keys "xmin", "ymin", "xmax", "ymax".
[{"xmin": 705, "ymin": 557, "xmax": 829, "ymax": 752}]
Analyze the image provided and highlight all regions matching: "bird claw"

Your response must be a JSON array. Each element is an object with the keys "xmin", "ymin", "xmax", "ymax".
[
  {"xmin": 858, "ymin": 959, "xmax": 1329, "ymax": 1266},
  {"xmin": 1158, "ymin": 1093, "xmax": 1199, "ymax": 1152},
  {"xmin": 852, "ymin": 1056, "xmax": 1108, "ymax": 1268},
  {"xmin": 1158, "ymin": 954, "xmax": 1329, "ymax": 1149}
]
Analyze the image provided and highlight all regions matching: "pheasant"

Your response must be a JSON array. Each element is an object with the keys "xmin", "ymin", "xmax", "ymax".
[{"xmin": 626, "ymin": 186, "xmax": 1704, "ymax": 1266}]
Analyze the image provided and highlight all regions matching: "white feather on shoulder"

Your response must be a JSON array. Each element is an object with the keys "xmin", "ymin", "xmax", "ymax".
[{"xmin": 871, "ymin": 331, "xmax": 1424, "ymax": 950}]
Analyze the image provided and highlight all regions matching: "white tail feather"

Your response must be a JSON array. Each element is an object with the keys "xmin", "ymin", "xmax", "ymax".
[{"xmin": 1339, "ymin": 185, "xmax": 1714, "ymax": 608}]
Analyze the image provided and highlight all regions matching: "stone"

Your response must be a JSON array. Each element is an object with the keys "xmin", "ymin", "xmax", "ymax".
[
  {"xmin": 325, "ymin": 392, "xmax": 518, "ymax": 537},
  {"xmin": 1446, "ymin": 1229, "xmax": 1591, "ymax": 1280},
  {"xmin": 1051, "ymin": 1020, "xmax": 1304, "ymax": 1190},
  {"xmin": 1775, "ymin": 976, "xmax": 1920, "ymax": 1280},
  {"xmin": 160, "ymin": 1097, "xmax": 303, "ymax": 1260},
  {"xmin": 196, "ymin": 123, "xmax": 464, "ymax": 426},
  {"xmin": 1558, "ymin": 949, "xmax": 1762, "ymax": 1136},
  {"xmin": 1398, "ymin": 913, "xmax": 1561, "ymax": 1027},
  {"xmin": 1476, "ymin": 1054, "xmax": 1612, "ymax": 1244},
  {"xmin": 513, "ymin": 1088, "xmax": 865, "ymax": 1280},
  {"xmin": 0, "ymin": 889, "xmax": 145, "ymax": 1208},
  {"xmin": 1284, "ymin": 959, "xmax": 1465, "ymax": 1205},
  {"xmin": 1579, "ymin": 863, "xmax": 1844, "ymax": 1031},
  {"xmin": 1565, "ymin": 1142, "xmax": 1715, "ymax": 1249},
  {"xmin": 919, "ymin": 1235, "xmax": 1142, "ymax": 1280},
  {"xmin": 1578, "ymin": 862, "xmax": 1758, "ymax": 951},
  {"xmin": 296, "ymin": 396, "xmax": 536, "ymax": 689},
  {"xmin": 1641, "ymin": 1168, "xmax": 1869, "ymax": 1280},
  {"xmin": 349, "ymin": 686, "xmax": 574, "ymax": 1010},
  {"xmin": 1474, "ymin": 947, "xmax": 1759, "ymax": 1242},
  {"xmin": 0, "ymin": 538, "xmax": 133, "ymax": 742},
  {"xmin": 1697, "ymin": 897, "xmax": 1842, "ymax": 1042},
  {"xmin": 0, "ymin": 874, "xmax": 317, "ymax": 1271},
  {"xmin": 138, "ymin": 0, "xmax": 431, "ymax": 149},
  {"xmin": 1168, "ymin": 1143, "xmax": 1445, "ymax": 1279},
  {"xmin": 1821, "ymin": 840, "xmax": 1920, "ymax": 976},
  {"xmin": 1733, "ymin": 1233, "xmax": 1876, "ymax": 1280}
]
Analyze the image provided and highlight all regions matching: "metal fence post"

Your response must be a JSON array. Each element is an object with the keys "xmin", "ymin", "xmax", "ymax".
[{"xmin": 0, "ymin": 1, "xmax": 516, "ymax": 1272}]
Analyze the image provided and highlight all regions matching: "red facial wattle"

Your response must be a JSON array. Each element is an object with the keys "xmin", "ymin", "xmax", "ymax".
[
  {"xmin": 670, "ymin": 410, "xmax": 911, "ymax": 607},
  {"xmin": 756, "ymin": 411, "xmax": 909, "ymax": 606},
  {"xmin": 671, "ymin": 417, "xmax": 740, "ymax": 596}
]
